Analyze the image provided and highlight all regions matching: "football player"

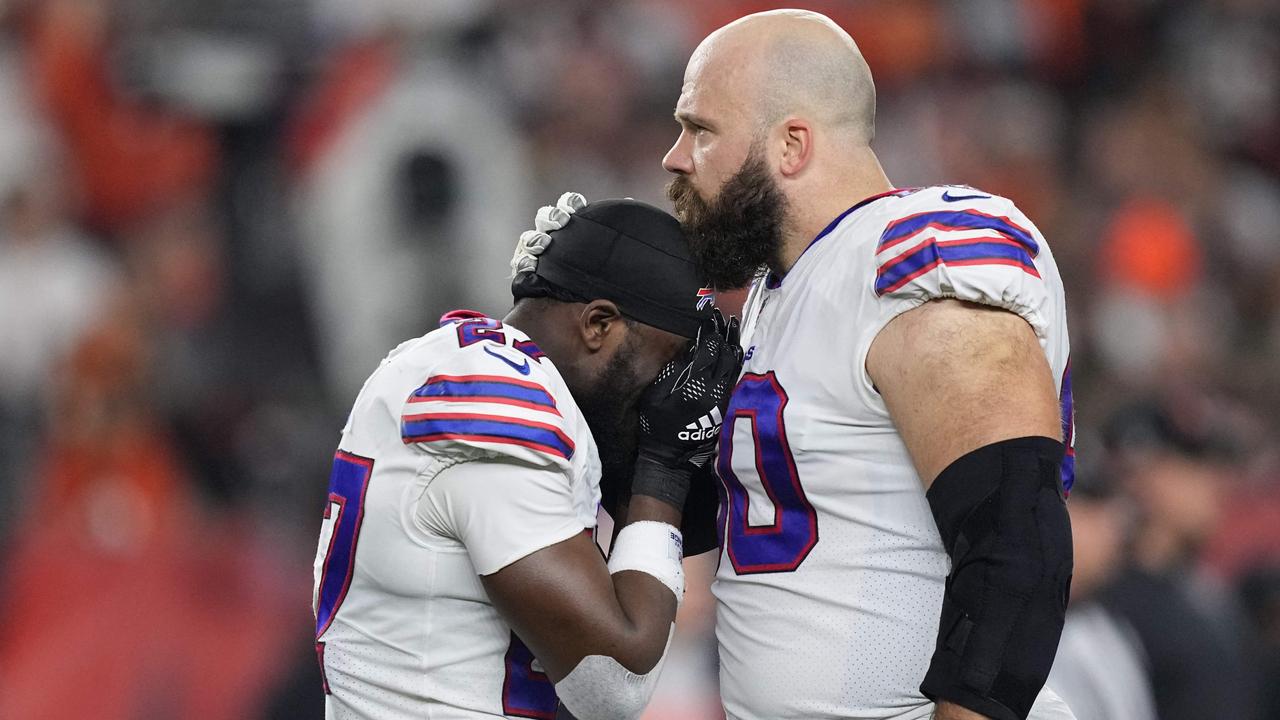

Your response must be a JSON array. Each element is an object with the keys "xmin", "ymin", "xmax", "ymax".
[
  {"xmin": 537, "ymin": 10, "xmax": 1076, "ymax": 720},
  {"xmin": 312, "ymin": 198, "xmax": 742, "ymax": 719}
]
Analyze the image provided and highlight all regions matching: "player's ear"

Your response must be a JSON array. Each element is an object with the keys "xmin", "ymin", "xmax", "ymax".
[
  {"xmin": 778, "ymin": 117, "xmax": 813, "ymax": 178},
  {"xmin": 577, "ymin": 300, "xmax": 626, "ymax": 353}
]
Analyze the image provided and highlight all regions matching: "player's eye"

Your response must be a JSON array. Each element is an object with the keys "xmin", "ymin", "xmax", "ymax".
[{"xmin": 678, "ymin": 118, "xmax": 704, "ymax": 134}]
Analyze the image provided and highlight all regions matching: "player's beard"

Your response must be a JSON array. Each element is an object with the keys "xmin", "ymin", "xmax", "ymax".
[
  {"xmin": 667, "ymin": 141, "xmax": 790, "ymax": 290},
  {"xmin": 575, "ymin": 345, "xmax": 644, "ymax": 516}
]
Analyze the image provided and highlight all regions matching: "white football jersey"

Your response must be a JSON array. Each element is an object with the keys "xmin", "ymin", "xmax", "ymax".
[
  {"xmin": 312, "ymin": 312, "xmax": 601, "ymax": 719},
  {"xmin": 713, "ymin": 186, "xmax": 1074, "ymax": 720}
]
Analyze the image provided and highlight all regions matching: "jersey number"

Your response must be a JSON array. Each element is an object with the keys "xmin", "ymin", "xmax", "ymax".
[
  {"xmin": 502, "ymin": 633, "xmax": 557, "ymax": 719},
  {"xmin": 457, "ymin": 317, "xmax": 507, "ymax": 347},
  {"xmin": 314, "ymin": 450, "xmax": 375, "ymax": 692},
  {"xmin": 717, "ymin": 372, "xmax": 818, "ymax": 574},
  {"xmin": 717, "ymin": 362, "xmax": 1072, "ymax": 570}
]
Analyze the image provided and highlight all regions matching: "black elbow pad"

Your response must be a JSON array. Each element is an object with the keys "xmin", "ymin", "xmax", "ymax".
[{"xmin": 920, "ymin": 436, "xmax": 1073, "ymax": 720}]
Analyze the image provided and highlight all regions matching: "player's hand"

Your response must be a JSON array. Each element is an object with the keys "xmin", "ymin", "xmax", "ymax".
[
  {"xmin": 637, "ymin": 309, "xmax": 743, "ymax": 470},
  {"xmin": 510, "ymin": 191, "xmax": 587, "ymax": 276}
]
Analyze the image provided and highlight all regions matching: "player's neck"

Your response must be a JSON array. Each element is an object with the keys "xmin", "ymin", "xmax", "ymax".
[
  {"xmin": 503, "ymin": 302, "xmax": 555, "ymax": 358},
  {"xmin": 503, "ymin": 301, "xmax": 585, "ymax": 390},
  {"xmin": 776, "ymin": 150, "xmax": 893, "ymax": 276}
]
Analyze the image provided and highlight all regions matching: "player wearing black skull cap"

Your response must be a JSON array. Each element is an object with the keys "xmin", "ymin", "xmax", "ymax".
[{"xmin": 311, "ymin": 195, "xmax": 742, "ymax": 720}]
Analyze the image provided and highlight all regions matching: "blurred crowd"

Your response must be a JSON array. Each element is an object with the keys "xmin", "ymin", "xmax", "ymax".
[{"xmin": 0, "ymin": 0, "xmax": 1277, "ymax": 718}]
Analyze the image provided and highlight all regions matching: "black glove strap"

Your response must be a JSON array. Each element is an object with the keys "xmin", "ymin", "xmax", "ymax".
[{"xmin": 630, "ymin": 455, "xmax": 694, "ymax": 510}]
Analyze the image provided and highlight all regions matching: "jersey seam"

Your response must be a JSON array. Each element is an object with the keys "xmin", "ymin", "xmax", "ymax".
[{"xmin": 403, "ymin": 455, "xmax": 467, "ymax": 551}]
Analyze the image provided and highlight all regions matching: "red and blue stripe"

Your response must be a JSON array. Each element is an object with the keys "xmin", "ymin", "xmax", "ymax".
[
  {"xmin": 877, "ymin": 209, "xmax": 1038, "ymax": 254},
  {"xmin": 513, "ymin": 339, "xmax": 546, "ymax": 362},
  {"xmin": 409, "ymin": 374, "xmax": 558, "ymax": 414},
  {"xmin": 875, "ymin": 209, "xmax": 1040, "ymax": 295},
  {"xmin": 401, "ymin": 412, "xmax": 575, "ymax": 460}
]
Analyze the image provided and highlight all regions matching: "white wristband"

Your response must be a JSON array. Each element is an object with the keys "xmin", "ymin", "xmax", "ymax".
[{"xmin": 606, "ymin": 521, "xmax": 685, "ymax": 601}]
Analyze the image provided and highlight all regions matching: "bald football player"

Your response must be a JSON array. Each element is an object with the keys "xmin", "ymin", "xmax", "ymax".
[
  {"xmin": 667, "ymin": 11, "xmax": 1075, "ymax": 720},
  {"xmin": 535, "ymin": 9, "xmax": 1076, "ymax": 720}
]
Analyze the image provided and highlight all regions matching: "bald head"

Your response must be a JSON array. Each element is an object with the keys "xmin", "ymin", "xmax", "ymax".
[
  {"xmin": 664, "ymin": 9, "xmax": 892, "ymax": 284},
  {"xmin": 690, "ymin": 9, "xmax": 876, "ymax": 143}
]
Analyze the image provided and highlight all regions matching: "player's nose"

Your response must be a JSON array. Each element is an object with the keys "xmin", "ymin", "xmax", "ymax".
[{"xmin": 662, "ymin": 131, "xmax": 693, "ymax": 175}]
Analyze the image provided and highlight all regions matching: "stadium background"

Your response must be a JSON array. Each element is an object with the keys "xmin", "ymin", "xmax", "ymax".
[{"xmin": 0, "ymin": 0, "xmax": 1278, "ymax": 717}]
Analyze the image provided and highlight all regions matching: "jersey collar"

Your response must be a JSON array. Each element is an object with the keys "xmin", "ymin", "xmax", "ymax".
[{"xmin": 764, "ymin": 188, "xmax": 911, "ymax": 289}]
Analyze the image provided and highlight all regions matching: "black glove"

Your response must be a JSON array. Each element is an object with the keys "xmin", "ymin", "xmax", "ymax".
[{"xmin": 632, "ymin": 310, "xmax": 743, "ymax": 509}]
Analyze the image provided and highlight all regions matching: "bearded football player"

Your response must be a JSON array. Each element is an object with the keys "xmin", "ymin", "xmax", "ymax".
[{"xmin": 535, "ymin": 10, "xmax": 1077, "ymax": 720}]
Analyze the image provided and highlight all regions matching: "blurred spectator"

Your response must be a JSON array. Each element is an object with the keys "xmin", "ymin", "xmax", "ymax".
[
  {"xmin": 24, "ymin": 0, "xmax": 217, "ymax": 234},
  {"xmin": 0, "ymin": 86, "xmax": 119, "ymax": 541},
  {"xmin": 1048, "ymin": 436, "xmax": 1157, "ymax": 720},
  {"xmin": 1088, "ymin": 197, "xmax": 1234, "ymax": 388},
  {"xmin": 1102, "ymin": 400, "xmax": 1263, "ymax": 720},
  {"xmin": 0, "ymin": 166, "xmax": 117, "ymax": 413},
  {"xmin": 0, "ymin": 298, "xmax": 302, "ymax": 720}
]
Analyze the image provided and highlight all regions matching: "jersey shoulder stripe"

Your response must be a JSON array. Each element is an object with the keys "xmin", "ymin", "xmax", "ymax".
[
  {"xmin": 392, "ymin": 317, "xmax": 579, "ymax": 467},
  {"xmin": 874, "ymin": 196, "xmax": 1043, "ymax": 297},
  {"xmin": 409, "ymin": 373, "xmax": 560, "ymax": 415},
  {"xmin": 877, "ymin": 207, "xmax": 1038, "ymax": 254},
  {"xmin": 401, "ymin": 411, "xmax": 576, "ymax": 460},
  {"xmin": 876, "ymin": 235, "xmax": 1041, "ymax": 295}
]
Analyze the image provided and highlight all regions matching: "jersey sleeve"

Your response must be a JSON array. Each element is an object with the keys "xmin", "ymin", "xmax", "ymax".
[
  {"xmin": 872, "ymin": 195, "xmax": 1053, "ymax": 338},
  {"xmin": 416, "ymin": 457, "xmax": 586, "ymax": 575},
  {"xmin": 399, "ymin": 368, "xmax": 576, "ymax": 470}
]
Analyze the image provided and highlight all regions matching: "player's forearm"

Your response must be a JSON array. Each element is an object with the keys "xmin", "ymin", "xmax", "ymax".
[
  {"xmin": 485, "ymin": 494, "xmax": 683, "ymax": 679},
  {"xmin": 582, "ymin": 458, "xmax": 686, "ymax": 673},
  {"xmin": 608, "ymin": 569, "xmax": 678, "ymax": 672},
  {"xmin": 606, "ymin": 493, "xmax": 681, "ymax": 673}
]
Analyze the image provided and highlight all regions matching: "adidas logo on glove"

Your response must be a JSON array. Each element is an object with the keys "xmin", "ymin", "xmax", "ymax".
[{"xmin": 679, "ymin": 407, "xmax": 724, "ymax": 441}]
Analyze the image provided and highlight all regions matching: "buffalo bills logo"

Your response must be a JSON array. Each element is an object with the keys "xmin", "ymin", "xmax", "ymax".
[{"xmin": 695, "ymin": 287, "xmax": 715, "ymax": 311}]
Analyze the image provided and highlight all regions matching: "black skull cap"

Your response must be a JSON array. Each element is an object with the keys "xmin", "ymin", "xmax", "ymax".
[{"xmin": 512, "ymin": 198, "xmax": 713, "ymax": 338}]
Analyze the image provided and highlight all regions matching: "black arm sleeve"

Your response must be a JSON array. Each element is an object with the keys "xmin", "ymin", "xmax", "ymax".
[{"xmin": 920, "ymin": 436, "xmax": 1073, "ymax": 720}]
